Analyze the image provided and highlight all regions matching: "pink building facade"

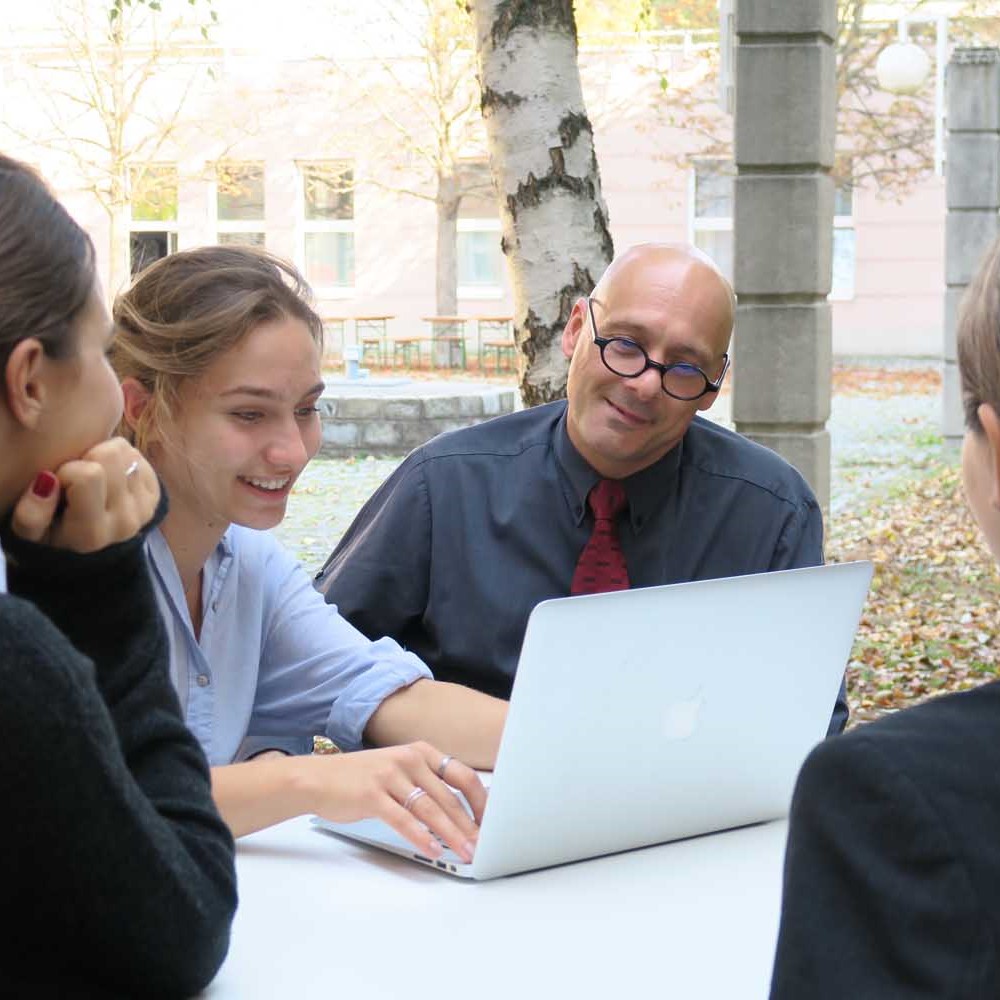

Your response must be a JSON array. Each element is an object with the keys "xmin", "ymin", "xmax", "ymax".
[{"xmin": 2, "ymin": 18, "xmax": 949, "ymax": 361}]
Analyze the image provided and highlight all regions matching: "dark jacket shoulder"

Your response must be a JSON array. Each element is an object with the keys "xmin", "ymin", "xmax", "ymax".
[
  {"xmin": 807, "ymin": 681, "xmax": 1000, "ymax": 800},
  {"xmin": 801, "ymin": 681, "xmax": 1000, "ymax": 938},
  {"xmin": 775, "ymin": 683, "xmax": 1000, "ymax": 998},
  {"xmin": 682, "ymin": 416, "xmax": 818, "ymax": 508}
]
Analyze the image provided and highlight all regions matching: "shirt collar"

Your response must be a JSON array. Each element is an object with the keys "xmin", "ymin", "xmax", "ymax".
[
  {"xmin": 553, "ymin": 407, "xmax": 684, "ymax": 533},
  {"xmin": 146, "ymin": 525, "xmax": 234, "ymax": 618}
]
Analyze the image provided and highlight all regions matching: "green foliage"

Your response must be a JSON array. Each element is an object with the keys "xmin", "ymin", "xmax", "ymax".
[
  {"xmin": 130, "ymin": 165, "xmax": 178, "ymax": 222},
  {"xmin": 644, "ymin": 0, "xmax": 1000, "ymax": 197},
  {"xmin": 649, "ymin": 0, "xmax": 717, "ymax": 30},
  {"xmin": 574, "ymin": 0, "xmax": 654, "ymax": 36},
  {"xmin": 575, "ymin": 0, "xmax": 718, "ymax": 34},
  {"xmin": 107, "ymin": 0, "xmax": 218, "ymax": 35}
]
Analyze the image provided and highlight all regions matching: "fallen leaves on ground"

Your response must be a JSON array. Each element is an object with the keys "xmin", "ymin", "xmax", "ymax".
[
  {"xmin": 829, "ymin": 462, "xmax": 1000, "ymax": 728},
  {"xmin": 832, "ymin": 364, "xmax": 941, "ymax": 398}
]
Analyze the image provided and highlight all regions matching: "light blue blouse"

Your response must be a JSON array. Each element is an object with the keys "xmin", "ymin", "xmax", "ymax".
[{"xmin": 146, "ymin": 526, "xmax": 431, "ymax": 766}]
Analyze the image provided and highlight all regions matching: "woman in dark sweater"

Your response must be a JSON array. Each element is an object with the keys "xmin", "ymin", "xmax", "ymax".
[{"xmin": 0, "ymin": 156, "xmax": 237, "ymax": 996}]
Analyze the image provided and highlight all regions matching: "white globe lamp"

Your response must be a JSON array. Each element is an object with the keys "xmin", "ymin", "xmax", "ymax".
[{"xmin": 876, "ymin": 40, "xmax": 932, "ymax": 94}]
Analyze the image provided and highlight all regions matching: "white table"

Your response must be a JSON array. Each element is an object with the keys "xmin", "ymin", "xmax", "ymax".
[{"xmin": 204, "ymin": 816, "xmax": 789, "ymax": 999}]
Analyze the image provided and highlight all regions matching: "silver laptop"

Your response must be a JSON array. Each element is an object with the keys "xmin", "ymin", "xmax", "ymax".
[{"xmin": 312, "ymin": 560, "xmax": 873, "ymax": 880}]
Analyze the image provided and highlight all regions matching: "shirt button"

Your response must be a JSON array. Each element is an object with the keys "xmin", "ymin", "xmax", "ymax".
[
  {"xmin": 196, "ymin": 674, "xmax": 210, "ymax": 688},
  {"xmin": 211, "ymin": 601, "xmax": 219, "ymax": 612}
]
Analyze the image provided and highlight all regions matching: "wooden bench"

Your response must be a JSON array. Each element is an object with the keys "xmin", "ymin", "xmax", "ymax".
[
  {"xmin": 354, "ymin": 315, "xmax": 393, "ymax": 368},
  {"xmin": 391, "ymin": 335, "xmax": 425, "ymax": 369},
  {"xmin": 476, "ymin": 315, "xmax": 515, "ymax": 374},
  {"xmin": 422, "ymin": 315, "xmax": 468, "ymax": 369},
  {"xmin": 320, "ymin": 316, "xmax": 348, "ymax": 359}
]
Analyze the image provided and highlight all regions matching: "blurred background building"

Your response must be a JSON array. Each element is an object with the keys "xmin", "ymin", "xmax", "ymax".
[{"xmin": 1, "ymin": 0, "xmax": 995, "ymax": 358}]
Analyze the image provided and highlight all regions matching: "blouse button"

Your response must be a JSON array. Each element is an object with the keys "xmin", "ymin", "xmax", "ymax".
[{"xmin": 196, "ymin": 674, "xmax": 210, "ymax": 688}]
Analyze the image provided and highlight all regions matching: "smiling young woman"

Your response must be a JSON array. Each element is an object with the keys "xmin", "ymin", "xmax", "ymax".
[{"xmin": 110, "ymin": 246, "xmax": 508, "ymax": 861}]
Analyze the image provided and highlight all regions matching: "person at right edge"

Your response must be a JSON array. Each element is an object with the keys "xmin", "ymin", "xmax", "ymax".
[{"xmin": 770, "ymin": 233, "xmax": 1000, "ymax": 998}]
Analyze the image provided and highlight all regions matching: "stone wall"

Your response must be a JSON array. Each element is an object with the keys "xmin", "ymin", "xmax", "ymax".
[{"xmin": 318, "ymin": 381, "xmax": 519, "ymax": 457}]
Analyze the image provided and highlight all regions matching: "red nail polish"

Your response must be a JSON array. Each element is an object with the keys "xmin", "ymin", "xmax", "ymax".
[{"xmin": 32, "ymin": 471, "xmax": 57, "ymax": 499}]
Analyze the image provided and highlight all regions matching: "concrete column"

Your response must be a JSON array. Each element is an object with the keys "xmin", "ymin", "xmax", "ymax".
[
  {"xmin": 732, "ymin": 0, "xmax": 837, "ymax": 509},
  {"xmin": 943, "ymin": 48, "xmax": 1000, "ymax": 445}
]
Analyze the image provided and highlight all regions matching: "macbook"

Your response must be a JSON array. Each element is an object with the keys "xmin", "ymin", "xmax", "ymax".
[{"xmin": 312, "ymin": 560, "xmax": 873, "ymax": 879}]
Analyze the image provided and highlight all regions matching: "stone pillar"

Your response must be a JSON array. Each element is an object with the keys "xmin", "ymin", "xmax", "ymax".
[
  {"xmin": 943, "ymin": 48, "xmax": 1000, "ymax": 445},
  {"xmin": 732, "ymin": 0, "xmax": 837, "ymax": 509}
]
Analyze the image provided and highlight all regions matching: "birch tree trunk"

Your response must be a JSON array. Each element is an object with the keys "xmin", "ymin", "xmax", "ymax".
[
  {"xmin": 108, "ymin": 202, "xmax": 132, "ymax": 300},
  {"xmin": 107, "ymin": 29, "xmax": 131, "ymax": 299},
  {"xmin": 472, "ymin": 0, "xmax": 613, "ymax": 405},
  {"xmin": 435, "ymin": 169, "xmax": 460, "ymax": 315}
]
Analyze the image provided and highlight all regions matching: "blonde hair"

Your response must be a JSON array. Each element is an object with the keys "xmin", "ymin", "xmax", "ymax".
[{"xmin": 111, "ymin": 245, "xmax": 323, "ymax": 450}]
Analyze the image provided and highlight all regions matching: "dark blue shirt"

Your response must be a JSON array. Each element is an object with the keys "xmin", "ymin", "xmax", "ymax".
[{"xmin": 316, "ymin": 400, "xmax": 846, "ymax": 733}]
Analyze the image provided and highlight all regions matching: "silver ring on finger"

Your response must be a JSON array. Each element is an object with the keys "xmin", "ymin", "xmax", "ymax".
[
  {"xmin": 403, "ymin": 787, "xmax": 426, "ymax": 812},
  {"xmin": 436, "ymin": 754, "xmax": 454, "ymax": 780},
  {"xmin": 124, "ymin": 459, "xmax": 140, "ymax": 479}
]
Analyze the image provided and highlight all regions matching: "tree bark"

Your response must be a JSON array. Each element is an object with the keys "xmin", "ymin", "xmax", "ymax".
[
  {"xmin": 436, "ymin": 169, "xmax": 460, "ymax": 315},
  {"xmin": 107, "ymin": 170, "xmax": 131, "ymax": 299},
  {"xmin": 108, "ymin": 28, "xmax": 131, "ymax": 299},
  {"xmin": 472, "ymin": 0, "xmax": 613, "ymax": 406}
]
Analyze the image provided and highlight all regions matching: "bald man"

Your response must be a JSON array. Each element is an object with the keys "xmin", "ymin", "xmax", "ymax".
[{"xmin": 316, "ymin": 244, "xmax": 845, "ymax": 733}]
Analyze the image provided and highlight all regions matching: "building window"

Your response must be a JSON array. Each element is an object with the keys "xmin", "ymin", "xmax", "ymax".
[
  {"xmin": 690, "ymin": 159, "xmax": 734, "ymax": 281},
  {"xmin": 831, "ymin": 172, "xmax": 856, "ymax": 301},
  {"xmin": 129, "ymin": 164, "xmax": 178, "ymax": 276},
  {"xmin": 458, "ymin": 220, "xmax": 502, "ymax": 288},
  {"xmin": 300, "ymin": 162, "xmax": 354, "ymax": 291},
  {"xmin": 216, "ymin": 162, "xmax": 265, "ymax": 247},
  {"xmin": 457, "ymin": 160, "xmax": 502, "ymax": 297}
]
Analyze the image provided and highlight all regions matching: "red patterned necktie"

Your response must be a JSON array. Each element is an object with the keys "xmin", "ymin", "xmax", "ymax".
[{"xmin": 570, "ymin": 479, "xmax": 630, "ymax": 595}]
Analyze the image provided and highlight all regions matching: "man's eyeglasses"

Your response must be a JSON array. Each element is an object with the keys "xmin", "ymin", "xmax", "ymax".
[{"xmin": 587, "ymin": 297, "xmax": 730, "ymax": 402}]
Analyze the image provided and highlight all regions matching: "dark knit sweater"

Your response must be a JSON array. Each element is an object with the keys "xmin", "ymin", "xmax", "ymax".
[{"xmin": 0, "ymin": 499, "xmax": 237, "ymax": 998}]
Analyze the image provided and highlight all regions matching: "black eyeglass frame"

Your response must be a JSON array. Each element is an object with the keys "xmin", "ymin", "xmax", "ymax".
[{"xmin": 587, "ymin": 296, "xmax": 730, "ymax": 401}]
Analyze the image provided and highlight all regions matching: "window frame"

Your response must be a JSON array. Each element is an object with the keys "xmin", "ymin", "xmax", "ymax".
[
  {"xmin": 688, "ymin": 158, "xmax": 735, "ymax": 283},
  {"xmin": 456, "ymin": 159, "xmax": 503, "ymax": 300},
  {"xmin": 830, "ymin": 174, "xmax": 856, "ymax": 302},
  {"xmin": 128, "ymin": 163, "xmax": 179, "ymax": 276},
  {"xmin": 297, "ymin": 160, "xmax": 356, "ymax": 298},
  {"xmin": 456, "ymin": 216, "xmax": 503, "ymax": 300},
  {"xmin": 214, "ymin": 161, "xmax": 266, "ymax": 247}
]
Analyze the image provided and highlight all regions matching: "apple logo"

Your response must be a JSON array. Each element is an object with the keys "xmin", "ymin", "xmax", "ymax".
[{"xmin": 662, "ymin": 687, "xmax": 705, "ymax": 741}]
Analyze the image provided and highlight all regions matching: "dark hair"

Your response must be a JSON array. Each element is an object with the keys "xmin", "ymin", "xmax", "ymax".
[
  {"xmin": 0, "ymin": 155, "xmax": 96, "ymax": 388},
  {"xmin": 111, "ymin": 245, "xmax": 324, "ymax": 449},
  {"xmin": 957, "ymin": 236, "xmax": 1000, "ymax": 433}
]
